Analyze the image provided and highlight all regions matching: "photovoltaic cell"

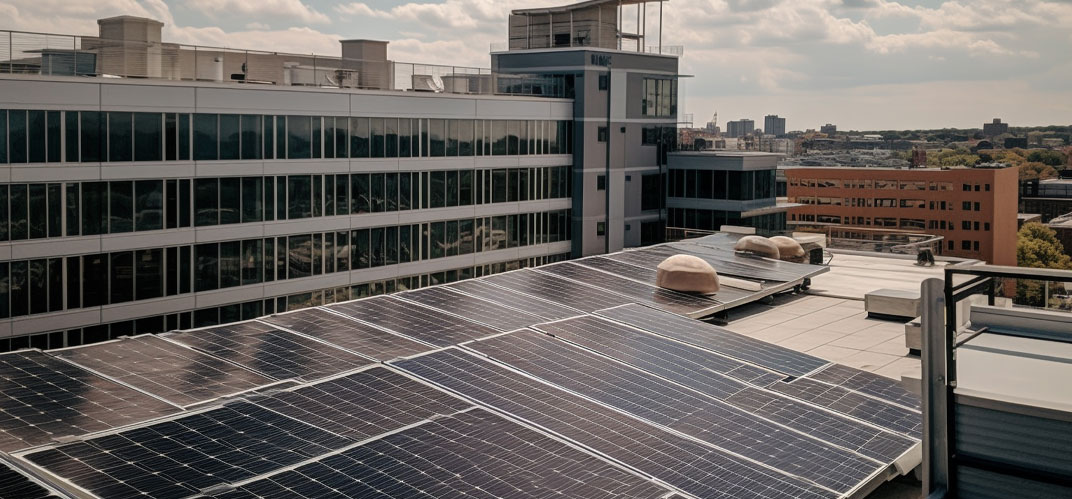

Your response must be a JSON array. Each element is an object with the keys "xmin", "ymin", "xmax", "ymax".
[
  {"xmin": 468, "ymin": 331, "xmax": 884, "ymax": 493},
  {"xmin": 247, "ymin": 367, "xmax": 471, "ymax": 441},
  {"xmin": 394, "ymin": 349, "xmax": 836, "ymax": 499},
  {"xmin": 328, "ymin": 296, "xmax": 501, "ymax": 347},
  {"xmin": 536, "ymin": 262, "xmax": 721, "ymax": 315},
  {"xmin": 533, "ymin": 316, "xmax": 917, "ymax": 461},
  {"xmin": 0, "ymin": 459, "xmax": 59, "ymax": 499},
  {"xmin": 0, "ymin": 350, "xmax": 179, "ymax": 452},
  {"xmin": 208, "ymin": 409, "xmax": 671, "ymax": 499},
  {"xmin": 165, "ymin": 321, "xmax": 370, "ymax": 381},
  {"xmin": 55, "ymin": 335, "xmax": 274, "ymax": 407},
  {"xmin": 810, "ymin": 364, "xmax": 922, "ymax": 411},
  {"xmin": 24, "ymin": 402, "xmax": 353, "ymax": 499},
  {"xmin": 398, "ymin": 286, "xmax": 544, "ymax": 331},
  {"xmin": 481, "ymin": 269, "xmax": 635, "ymax": 313},
  {"xmin": 768, "ymin": 377, "xmax": 923, "ymax": 437},
  {"xmin": 260, "ymin": 308, "xmax": 431, "ymax": 360},
  {"xmin": 667, "ymin": 242, "xmax": 819, "ymax": 282},
  {"xmin": 596, "ymin": 303, "xmax": 830, "ymax": 377},
  {"xmin": 448, "ymin": 279, "xmax": 583, "ymax": 321}
]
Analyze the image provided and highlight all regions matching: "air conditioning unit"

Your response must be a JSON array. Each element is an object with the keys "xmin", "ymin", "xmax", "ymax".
[
  {"xmin": 334, "ymin": 69, "xmax": 359, "ymax": 88},
  {"xmin": 411, "ymin": 74, "xmax": 443, "ymax": 92}
]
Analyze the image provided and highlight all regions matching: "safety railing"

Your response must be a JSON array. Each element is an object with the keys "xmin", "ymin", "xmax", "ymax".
[{"xmin": 0, "ymin": 29, "xmax": 568, "ymax": 97}]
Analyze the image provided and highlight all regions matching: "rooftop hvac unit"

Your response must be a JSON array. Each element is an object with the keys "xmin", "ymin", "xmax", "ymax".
[
  {"xmin": 441, "ymin": 75, "xmax": 470, "ymax": 94},
  {"xmin": 411, "ymin": 74, "xmax": 443, "ymax": 92}
]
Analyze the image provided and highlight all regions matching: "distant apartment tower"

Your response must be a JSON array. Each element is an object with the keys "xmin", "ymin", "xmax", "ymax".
[
  {"xmin": 983, "ymin": 118, "xmax": 1009, "ymax": 136},
  {"xmin": 726, "ymin": 119, "xmax": 754, "ymax": 138},
  {"xmin": 820, "ymin": 123, "xmax": 836, "ymax": 135},
  {"xmin": 786, "ymin": 165, "xmax": 1018, "ymax": 265},
  {"xmin": 763, "ymin": 115, "xmax": 786, "ymax": 137}
]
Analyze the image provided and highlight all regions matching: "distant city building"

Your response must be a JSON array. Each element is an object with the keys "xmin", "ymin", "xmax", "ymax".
[
  {"xmin": 1041, "ymin": 137, "xmax": 1066, "ymax": 148},
  {"xmin": 820, "ymin": 123, "xmax": 837, "ymax": 135},
  {"xmin": 983, "ymin": 118, "xmax": 1009, "ymax": 136},
  {"xmin": 667, "ymin": 152, "xmax": 789, "ymax": 233},
  {"xmin": 786, "ymin": 165, "xmax": 1019, "ymax": 265},
  {"xmin": 763, "ymin": 115, "xmax": 786, "ymax": 137},
  {"xmin": 1047, "ymin": 212, "xmax": 1072, "ymax": 258},
  {"xmin": 704, "ymin": 113, "xmax": 720, "ymax": 135},
  {"xmin": 911, "ymin": 148, "xmax": 927, "ymax": 167},
  {"xmin": 726, "ymin": 119, "xmax": 754, "ymax": 138},
  {"xmin": 1004, "ymin": 137, "xmax": 1028, "ymax": 149},
  {"xmin": 1020, "ymin": 178, "xmax": 1072, "ymax": 222}
]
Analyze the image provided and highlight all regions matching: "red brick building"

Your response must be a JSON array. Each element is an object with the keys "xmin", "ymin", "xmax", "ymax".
[{"xmin": 786, "ymin": 166, "xmax": 1018, "ymax": 265}]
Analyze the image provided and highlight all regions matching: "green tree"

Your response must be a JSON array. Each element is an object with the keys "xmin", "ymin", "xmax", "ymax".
[
  {"xmin": 1016, "ymin": 222, "xmax": 1072, "ymax": 306},
  {"xmin": 1027, "ymin": 149, "xmax": 1065, "ymax": 167},
  {"xmin": 1019, "ymin": 161, "xmax": 1058, "ymax": 181}
]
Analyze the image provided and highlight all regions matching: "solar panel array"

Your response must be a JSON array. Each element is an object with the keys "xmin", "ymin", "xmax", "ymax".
[{"xmin": 2, "ymin": 241, "xmax": 921, "ymax": 498}]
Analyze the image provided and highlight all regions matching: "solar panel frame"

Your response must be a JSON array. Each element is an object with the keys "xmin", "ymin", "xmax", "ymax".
[
  {"xmin": 396, "ymin": 286, "xmax": 545, "ymax": 332},
  {"xmin": 480, "ymin": 269, "xmax": 636, "ymax": 312},
  {"xmin": 326, "ymin": 295, "xmax": 502, "ymax": 347},
  {"xmin": 767, "ymin": 376, "xmax": 923, "ymax": 437},
  {"xmin": 530, "ymin": 316, "xmax": 918, "ymax": 461},
  {"xmin": 447, "ymin": 279, "xmax": 584, "ymax": 320},
  {"xmin": 259, "ymin": 308, "xmax": 432, "ymax": 361},
  {"xmin": 163, "ymin": 320, "xmax": 372, "ymax": 381},
  {"xmin": 809, "ymin": 364, "xmax": 922, "ymax": 411},
  {"xmin": 0, "ymin": 350, "xmax": 180, "ymax": 453},
  {"xmin": 21, "ymin": 400, "xmax": 355, "ymax": 499},
  {"xmin": 596, "ymin": 303, "xmax": 831, "ymax": 377},
  {"xmin": 394, "ymin": 348, "xmax": 837, "ymax": 499},
  {"xmin": 53, "ymin": 335, "xmax": 275, "ymax": 408},
  {"xmin": 465, "ymin": 330, "xmax": 887, "ymax": 494},
  {"xmin": 207, "ymin": 408, "xmax": 673, "ymax": 499},
  {"xmin": 0, "ymin": 457, "xmax": 62, "ymax": 499},
  {"xmin": 245, "ymin": 366, "xmax": 473, "ymax": 442},
  {"xmin": 534, "ymin": 262, "xmax": 723, "ymax": 315}
]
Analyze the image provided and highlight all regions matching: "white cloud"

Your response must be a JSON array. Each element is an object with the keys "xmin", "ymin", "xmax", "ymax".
[{"xmin": 185, "ymin": 0, "xmax": 331, "ymax": 25}]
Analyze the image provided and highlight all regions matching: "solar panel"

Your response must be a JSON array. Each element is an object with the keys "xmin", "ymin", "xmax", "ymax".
[
  {"xmin": 23, "ymin": 401, "xmax": 354, "ymax": 499},
  {"xmin": 576, "ymin": 256, "xmax": 755, "ymax": 304},
  {"xmin": 327, "ymin": 296, "xmax": 501, "ymax": 347},
  {"xmin": 480, "ymin": 269, "xmax": 635, "ymax": 313},
  {"xmin": 768, "ymin": 377, "xmax": 923, "ymax": 437},
  {"xmin": 0, "ymin": 458, "xmax": 60, "ymax": 499},
  {"xmin": 596, "ymin": 303, "xmax": 831, "ymax": 377},
  {"xmin": 448, "ymin": 279, "xmax": 583, "ymax": 320},
  {"xmin": 809, "ymin": 364, "xmax": 922, "ymax": 411},
  {"xmin": 531, "ymin": 316, "xmax": 917, "ymax": 462},
  {"xmin": 0, "ymin": 350, "xmax": 179, "ymax": 452},
  {"xmin": 247, "ymin": 367, "xmax": 471, "ymax": 441},
  {"xmin": 164, "ymin": 321, "xmax": 371, "ymax": 381},
  {"xmin": 394, "ymin": 349, "xmax": 836, "ymax": 499},
  {"xmin": 54, "ymin": 335, "xmax": 274, "ymax": 407},
  {"xmin": 260, "ymin": 308, "xmax": 431, "ymax": 361},
  {"xmin": 397, "ymin": 286, "xmax": 544, "ymax": 331},
  {"xmin": 535, "ymin": 262, "xmax": 722, "ymax": 315},
  {"xmin": 467, "ymin": 330, "xmax": 885, "ymax": 493},
  {"xmin": 667, "ymin": 242, "xmax": 820, "ymax": 282},
  {"xmin": 209, "ymin": 409, "xmax": 672, "ymax": 499}
]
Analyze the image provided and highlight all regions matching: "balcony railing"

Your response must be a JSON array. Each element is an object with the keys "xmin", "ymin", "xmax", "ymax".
[
  {"xmin": 0, "ymin": 29, "xmax": 569, "ymax": 98},
  {"xmin": 490, "ymin": 40, "xmax": 683, "ymax": 56}
]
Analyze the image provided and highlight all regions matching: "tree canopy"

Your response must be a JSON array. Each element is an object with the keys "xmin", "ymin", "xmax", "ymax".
[{"xmin": 1016, "ymin": 222, "xmax": 1072, "ymax": 307}]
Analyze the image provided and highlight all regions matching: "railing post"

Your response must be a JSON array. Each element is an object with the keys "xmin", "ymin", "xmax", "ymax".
[
  {"xmin": 9, "ymin": 31, "xmax": 13, "ymax": 74},
  {"xmin": 921, "ymin": 277, "xmax": 949, "ymax": 498}
]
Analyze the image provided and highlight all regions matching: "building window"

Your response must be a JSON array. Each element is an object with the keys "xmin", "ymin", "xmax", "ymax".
[
  {"xmin": 642, "ymin": 78, "xmax": 677, "ymax": 117},
  {"xmin": 642, "ymin": 127, "xmax": 659, "ymax": 145},
  {"xmin": 984, "ymin": 222, "xmax": 990, "ymax": 231},
  {"xmin": 598, "ymin": 74, "xmax": 609, "ymax": 90},
  {"xmin": 985, "ymin": 184, "xmax": 990, "ymax": 192},
  {"xmin": 974, "ymin": 202, "xmax": 980, "ymax": 211},
  {"xmin": 596, "ymin": 175, "xmax": 606, "ymax": 191},
  {"xmin": 948, "ymin": 240, "xmax": 955, "ymax": 250},
  {"xmin": 597, "ymin": 221, "xmax": 606, "ymax": 236},
  {"xmin": 962, "ymin": 201, "xmax": 971, "ymax": 210},
  {"xmin": 973, "ymin": 241, "xmax": 980, "ymax": 251},
  {"xmin": 962, "ymin": 184, "xmax": 970, "ymax": 191},
  {"xmin": 962, "ymin": 240, "xmax": 971, "ymax": 250},
  {"xmin": 597, "ymin": 126, "xmax": 608, "ymax": 142}
]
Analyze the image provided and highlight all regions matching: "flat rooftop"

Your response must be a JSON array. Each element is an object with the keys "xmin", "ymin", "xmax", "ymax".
[{"xmin": 0, "ymin": 237, "xmax": 924, "ymax": 499}]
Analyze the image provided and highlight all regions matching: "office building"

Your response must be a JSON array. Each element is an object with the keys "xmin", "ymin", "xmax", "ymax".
[
  {"xmin": 764, "ymin": 114, "xmax": 786, "ymax": 137},
  {"xmin": 1020, "ymin": 178, "xmax": 1072, "ymax": 222},
  {"xmin": 983, "ymin": 118, "xmax": 1009, "ymax": 136},
  {"xmin": 786, "ymin": 165, "xmax": 1018, "ymax": 264},
  {"xmin": 0, "ymin": 0, "xmax": 681, "ymax": 349},
  {"xmin": 820, "ymin": 123, "xmax": 837, "ymax": 135},
  {"xmin": 726, "ymin": 119, "xmax": 754, "ymax": 138},
  {"xmin": 666, "ymin": 151, "xmax": 789, "ymax": 233},
  {"xmin": 496, "ymin": 0, "xmax": 681, "ymax": 254}
]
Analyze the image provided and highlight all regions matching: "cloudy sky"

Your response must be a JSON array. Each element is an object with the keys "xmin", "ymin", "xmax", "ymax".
[{"xmin": 2, "ymin": 0, "xmax": 1069, "ymax": 130}]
